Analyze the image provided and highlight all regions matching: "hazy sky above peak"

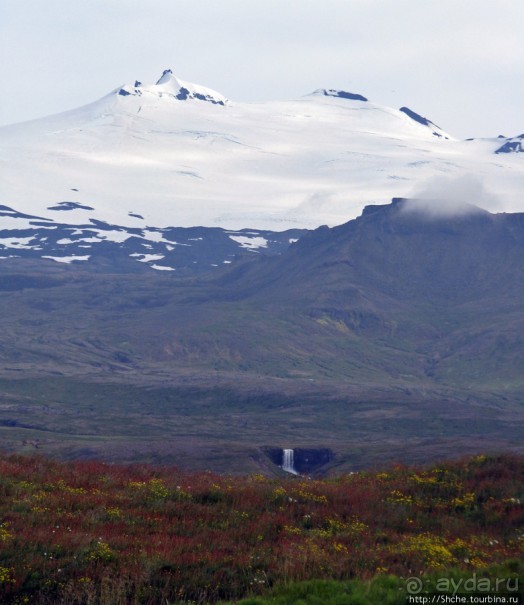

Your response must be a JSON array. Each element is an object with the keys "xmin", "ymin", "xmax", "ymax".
[{"xmin": 1, "ymin": 0, "xmax": 522, "ymax": 139}]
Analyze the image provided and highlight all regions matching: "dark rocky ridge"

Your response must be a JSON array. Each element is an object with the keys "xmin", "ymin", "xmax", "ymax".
[
  {"xmin": 495, "ymin": 134, "xmax": 524, "ymax": 154},
  {"xmin": 318, "ymin": 89, "xmax": 368, "ymax": 102}
]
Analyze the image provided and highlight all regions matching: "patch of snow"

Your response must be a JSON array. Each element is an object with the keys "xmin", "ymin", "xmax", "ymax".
[
  {"xmin": 0, "ymin": 217, "xmax": 55, "ymax": 230},
  {"xmin": 91, "ymin": 229, "xmax": 132, "ymax": 243},
  {"xmin": 0, "ymin": 236, "xmax": 36, "ymax": 249},
  {"xmin": 42, "ymin": 255, "xmax": 90, "ymax": 263},
  {"xmin": 130, "ymin": 253, "xmax": 165, "ymax": 263},
  {"xmin": 140, "ymin": 230, "xmax": 187, "ymax": 245},
  {"xmin": 142, "ymin": 230, "xmax": 167, "ymax": 243},
  {"xmin": 229, "ymin": 235, "xmax": 268, "ymax": 249},
  {"xmin": 57, "ymin": 236, "xmax": 105, "ymax": 245}
]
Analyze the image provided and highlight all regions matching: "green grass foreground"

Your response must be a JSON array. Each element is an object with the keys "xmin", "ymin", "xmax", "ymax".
[
  {"xmin": 0, "ymin": 453, "xmax": 522, "ymax": 604},
  {"xmin": 226, "ymin": 564, "xmax": 523, "ymax": 604}
]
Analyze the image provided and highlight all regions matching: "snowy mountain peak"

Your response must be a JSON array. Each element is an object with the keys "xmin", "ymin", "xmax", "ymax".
[
  {"xmin": 399, "ymin": 106, "xmax": 446, "ymax": 138},
  {"xmin": 155, "ymin": 68, "xmax": 176, "ymax": 86},
  {"xmin": 117, "ymin": 69, "xmax": 229, "ymax": 106},
  {"xmin": 399, "ymin": 106, "xmax": 436, "ymax": 127},
  {"xmin": 310, "ymin": 88, "xmax": 368, "ymax": 102}
]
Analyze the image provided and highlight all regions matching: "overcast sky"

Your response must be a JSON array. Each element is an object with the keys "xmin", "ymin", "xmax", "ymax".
[{"xmin": 1, "ymin": 0, "xmax": 522, "ymax": 139}]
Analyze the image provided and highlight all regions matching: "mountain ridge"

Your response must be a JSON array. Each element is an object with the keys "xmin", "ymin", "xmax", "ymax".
[
  {"xmin": 0, "ymin": 199, "xmax": 522, "ymax": 470},
  {"xmin": 1, "ymin": 199, "xmax": 522, "ymax": 387}
]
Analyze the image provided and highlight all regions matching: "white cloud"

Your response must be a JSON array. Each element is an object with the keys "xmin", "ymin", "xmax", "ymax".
[{"xmin": 404, "ymin": 174, "xmax": 501, "ymax": 217}]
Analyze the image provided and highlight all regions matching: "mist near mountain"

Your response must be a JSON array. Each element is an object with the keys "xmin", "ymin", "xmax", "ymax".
[{"xmin": 405, "ymin": 174, "xmax": 501, "ymax": 217}]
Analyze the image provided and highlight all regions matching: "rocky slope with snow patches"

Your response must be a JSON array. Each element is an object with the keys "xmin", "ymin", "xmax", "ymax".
[
  {"xmin": 0, "ymin": 69, "xmax": 522, "ymax": 270},
  {"xmin": 494, "ymin": 133, "xmax": 524, "ymax": 154},
  {"xmin": 0, "ymin": 204, "xmax": 305, "ymax": 273}
]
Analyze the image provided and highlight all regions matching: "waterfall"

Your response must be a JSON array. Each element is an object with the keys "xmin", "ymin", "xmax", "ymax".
[{"xmin": 282, "ymin": 448, "xmax": 299, "ymax": 475}]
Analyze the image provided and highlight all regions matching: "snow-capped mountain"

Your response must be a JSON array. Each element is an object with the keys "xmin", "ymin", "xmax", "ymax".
[
  {"xmin": 0, "ymin": 69, "xmax": 523, "ymax": 270},
  {"xmin": 117, "ymin": 69, "xmax": 229, "ymax": 106}
]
